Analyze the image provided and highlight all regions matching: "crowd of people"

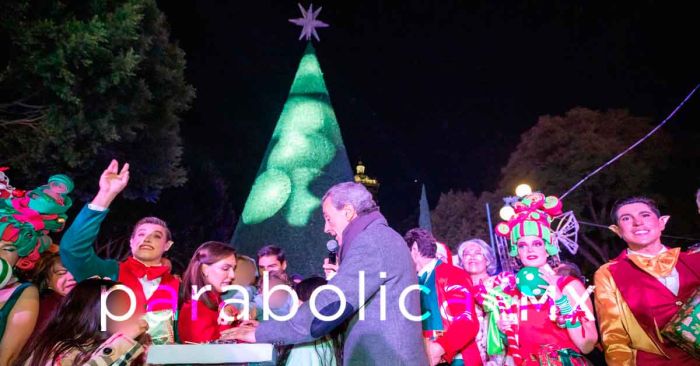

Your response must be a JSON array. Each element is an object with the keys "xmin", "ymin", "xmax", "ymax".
[{"xmin": 1, "ymin": 160, "xmax": 699, "ymax": 366}]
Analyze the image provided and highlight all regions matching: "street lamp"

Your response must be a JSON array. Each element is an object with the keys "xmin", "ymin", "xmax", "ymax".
[
  {"xmin": 499, "ymin": 205, "xmax": 515, "ymax": 220},
  {"xmin": 515, "ymin": 183, "xmax": 532, "ymax": 197}
]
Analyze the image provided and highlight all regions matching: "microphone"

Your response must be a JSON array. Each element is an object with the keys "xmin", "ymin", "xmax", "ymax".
[{"xmin": 326, "ymin": 239, "xmax": 339, "ymax": 265}]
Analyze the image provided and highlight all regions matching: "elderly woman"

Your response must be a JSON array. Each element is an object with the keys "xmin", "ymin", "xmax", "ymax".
[
  {"xmin": 457, "ymin": 239, "xmax": 497, "ymax": 285},
  {"xmin": 457, "ymin": 239, "xmax": 510, "ymax": 366}
]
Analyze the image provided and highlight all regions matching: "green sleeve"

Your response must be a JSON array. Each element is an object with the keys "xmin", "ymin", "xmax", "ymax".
[{"xmin": 59, "ymin": 204, "xmax": 120, "ymax": 281}]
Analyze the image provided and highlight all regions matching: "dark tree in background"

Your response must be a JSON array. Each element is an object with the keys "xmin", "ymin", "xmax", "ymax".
[
  {"xmin": 431, "ymin": 189, "xmax": 490, "ymax": 247},
  {"xmin": 0, "ymin": 0, "xmax": 210, "ymax": 270},
  {"xmin": 0, "ymin": 0, "xmax": 194, "ymax": 201},
  {"xmin": 497, "ymin": 107, "xmax": 671, "ymax": 268},
  {"xmin": 432, "ymin": 107, "xmax": 681, "ymax": 275}
]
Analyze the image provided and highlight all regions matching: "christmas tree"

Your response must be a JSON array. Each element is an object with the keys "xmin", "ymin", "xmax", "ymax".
[{"xmin": 231, "ymin": 42, "xmax": 353, "ymax": 276}]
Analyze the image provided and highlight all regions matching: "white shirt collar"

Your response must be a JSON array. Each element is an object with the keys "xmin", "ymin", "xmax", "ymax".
[{"xmin": 418, "ymin": 258, "xmax": 439, "ymax": 278}]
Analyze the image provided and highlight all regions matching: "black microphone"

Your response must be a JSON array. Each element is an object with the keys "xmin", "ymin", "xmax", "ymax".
[{"xmin": 326, "ymin": 239, "xmax": 339, "ymax": 265}]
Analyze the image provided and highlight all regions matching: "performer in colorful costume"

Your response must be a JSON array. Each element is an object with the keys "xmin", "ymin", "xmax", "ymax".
[
  {"xmin": 594, "ymin": 196, "xmax": 700, "ymax": 365},
  {"xmin": 487, "ymin": 192, "xmax": 598, "ymax": 365},
  {"xmin": 60, "ymin": 160, "xmax": 179, "ymax": 344},
  {"xmin": 404, "ymin": 228, "xmax": 481, "ymax": 366},
  {"xmin": 0, "ymin": 170, "xmax": 74, "ymax": 364}
]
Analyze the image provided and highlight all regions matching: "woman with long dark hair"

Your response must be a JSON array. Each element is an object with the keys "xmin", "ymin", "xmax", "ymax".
[
  {"xmin": 28, "ymin": 252, "xmax": 77, "ymax": 338},
  {"xmin": 178, "ymin": 241, "xmax": 237, "ymax": 343},
  {"xmin": 15, "ymin": 278, "xmax": 148, "ymax": 366}
]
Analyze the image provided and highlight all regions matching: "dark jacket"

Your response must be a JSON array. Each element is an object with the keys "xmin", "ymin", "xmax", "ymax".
[{"xmin": 256, "ymin": 214, "xmax": 428, "ymax": 366}]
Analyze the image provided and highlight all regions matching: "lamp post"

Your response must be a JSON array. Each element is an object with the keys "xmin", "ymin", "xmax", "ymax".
[{"xmin": 515, "ymin": 183, "xmax": 532, "ymax": 198}]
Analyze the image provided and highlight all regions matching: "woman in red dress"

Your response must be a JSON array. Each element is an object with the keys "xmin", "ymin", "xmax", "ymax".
[
  {"xmin": 489, "ymin": 193, "xmax": 598, "ymax": 365},
  {"xmin": 178, "ymin": 241, "xmax": 238, "ymax": 343}
]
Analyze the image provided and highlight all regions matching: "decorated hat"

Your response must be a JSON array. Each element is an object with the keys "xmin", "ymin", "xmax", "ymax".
[
  {"xmin": 0, "ymin": 172, "xmax": 74, "ymax": 270},
  {"xmin": 494, "ymin": 192, "xmax": 563, "ymax": 257},
  {"xmin": 28, "ymin": 174, "xmax": 74, "ymax": 214}
]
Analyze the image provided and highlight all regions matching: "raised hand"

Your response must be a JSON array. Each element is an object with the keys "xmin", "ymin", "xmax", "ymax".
[{"xmin": 91, "ymin": 160, "xmax": 130, "ymax": 208}]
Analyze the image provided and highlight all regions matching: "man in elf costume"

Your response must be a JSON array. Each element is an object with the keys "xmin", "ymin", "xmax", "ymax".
[
  {"xmin": 404, "ymin": 228, "xmax": 481, "ymax": 366},
  {"xmin": 60, "ymin": 160, "xmax": 180, "ymax": 344},
  {"xmin": 594, "ymin": 196, "xmax": 700, "ymax": 365}
]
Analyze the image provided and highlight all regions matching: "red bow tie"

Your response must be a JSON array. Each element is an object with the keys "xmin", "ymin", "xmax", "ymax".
[{"xmin": 124, "ymin": 257, "xmax": 169, "ymax": 280}]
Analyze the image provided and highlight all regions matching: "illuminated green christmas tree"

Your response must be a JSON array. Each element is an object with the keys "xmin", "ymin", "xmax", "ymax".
[{"xmin": 231, "ymin": 42, "xmax": 353, "ymax": 276}]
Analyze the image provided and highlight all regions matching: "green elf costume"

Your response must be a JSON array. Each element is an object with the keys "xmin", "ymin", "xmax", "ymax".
[{"xmin": 59, "ymin": 202, "xmax": 179, "ymax": 344}]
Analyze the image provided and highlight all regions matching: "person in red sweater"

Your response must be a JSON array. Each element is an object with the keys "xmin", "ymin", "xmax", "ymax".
[{"xmin": 178, "ymin": 241, "xmax": 238, "ymax": 343}]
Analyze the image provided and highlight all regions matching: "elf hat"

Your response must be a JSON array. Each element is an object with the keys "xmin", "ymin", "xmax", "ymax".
[{"xmin": 494, "ymin": 192, "xmax": 563, "ymax": 257}]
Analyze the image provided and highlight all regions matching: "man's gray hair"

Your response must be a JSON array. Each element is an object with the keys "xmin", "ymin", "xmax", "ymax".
[
  {"xmin": 322, "ymin": 182, "xmax": 377, "ymax": 214},
  {"xmin": 457, "ymin": 238, "xmax": 497, "ymax": 275}
]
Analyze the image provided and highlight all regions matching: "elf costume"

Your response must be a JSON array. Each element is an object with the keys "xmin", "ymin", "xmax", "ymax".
[
  {"xmin": 485, "ymin": 192, "xmax": 588, "ymax": 366},
  {"xmin": 59, "ymin": 204, "xmax": 179, "ymax": 344},
  {"xmin": 595, "ymin": 223, "xmax": 700, "ymax": 363}
]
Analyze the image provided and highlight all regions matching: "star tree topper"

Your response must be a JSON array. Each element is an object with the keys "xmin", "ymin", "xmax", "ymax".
[{"xmin": 289, "ymin": 3, "xmax": 329, "ymax": 42}]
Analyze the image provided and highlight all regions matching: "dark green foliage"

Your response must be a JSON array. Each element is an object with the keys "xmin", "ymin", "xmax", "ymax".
[{"xmin": 0, "ymin": 0, "xmax": 194, "ymax": 201}]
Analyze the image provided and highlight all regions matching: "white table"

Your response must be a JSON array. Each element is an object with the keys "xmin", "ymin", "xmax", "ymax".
[{"xmin": 146, "ymin": 343, "xmax": 275, "ymax": 364}]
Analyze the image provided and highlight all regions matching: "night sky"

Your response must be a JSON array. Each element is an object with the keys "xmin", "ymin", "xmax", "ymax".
[{"xmin": 156, "ymin": 0, "xmax": 699, "ymax": 229}]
